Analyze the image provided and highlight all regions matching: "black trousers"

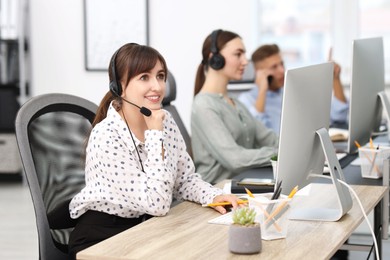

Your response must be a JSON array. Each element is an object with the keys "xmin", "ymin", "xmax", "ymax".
[{"xmin": 68, "ymin": 210, "xmax": 151, "ymax": 259}]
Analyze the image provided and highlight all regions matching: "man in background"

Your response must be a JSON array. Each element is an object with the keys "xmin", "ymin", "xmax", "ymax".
[{"xmin": 238, "ymin": 44, "xmax": 349, "ymax": 134}]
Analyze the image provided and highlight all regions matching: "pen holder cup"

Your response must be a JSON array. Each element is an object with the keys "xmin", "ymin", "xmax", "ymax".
[
  {"xmin": 249, "ymin": 195, "xmax": 291, "ymax": 240},
  {"xmin": 358, "ymin": 146, "xmax": 390, "ymax": 179},
  {"xmin": 270, "ymin": 159, "xmax": 278, "ymax": 180}
]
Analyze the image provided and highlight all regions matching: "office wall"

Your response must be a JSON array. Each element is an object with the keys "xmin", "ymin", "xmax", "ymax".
[{"xmin": 29, "ymin": 0, "xmax": 257, "ymax": 131}]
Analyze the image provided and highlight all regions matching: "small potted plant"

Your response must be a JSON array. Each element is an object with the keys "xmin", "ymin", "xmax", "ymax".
[
  {"xmin": 270, "ymin": 155, "xmax": 278, "ymax": 162},
  {"xmin": 228, "ymin": 207, "xmax": 261, "ymax": 254}
]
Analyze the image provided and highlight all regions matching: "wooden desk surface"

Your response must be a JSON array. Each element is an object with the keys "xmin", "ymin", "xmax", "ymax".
[{"xmin": 77, "ymin": 183, "xmax": 387, "ymax": 260}]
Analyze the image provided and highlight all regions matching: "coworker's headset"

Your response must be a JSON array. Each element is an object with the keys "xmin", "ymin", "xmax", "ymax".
[
  {"xmin": 209, "ymin": 31, "xmax": 273, "ymax": 85},
  {"xmin": 209, "ymin": 29, "xmax": 225, "ymax": 70},
  {"xmin": 109, "ymin": 43, "xmax": 152, "ymax": 117}
]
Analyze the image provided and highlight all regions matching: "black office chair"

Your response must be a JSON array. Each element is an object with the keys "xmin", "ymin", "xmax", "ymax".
[
  {"xmin": 163, "ymin": 71, "xmax": 193, "ymax": 158},
  {"xmin": 15, "ymin": 93, "xmax": 97, "ymax": 260}
]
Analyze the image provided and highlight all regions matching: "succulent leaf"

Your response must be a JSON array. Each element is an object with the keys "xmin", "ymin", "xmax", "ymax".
[{"xmin": 232, "ymin": 207, "xmax": 256, "ymax": 226}]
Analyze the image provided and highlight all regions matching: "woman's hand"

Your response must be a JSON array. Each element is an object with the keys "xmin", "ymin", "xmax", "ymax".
[
  {"xmin": 144, "ymin": 109, "xmax": 165, "ymax": 131},
  {"xmin": 211, "ymin": 194, "xmax": 243, "ymax": 214}
]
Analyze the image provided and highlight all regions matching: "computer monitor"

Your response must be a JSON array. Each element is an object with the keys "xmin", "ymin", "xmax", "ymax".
[
  {"xmin": 347, "ymin": 37, "xmax": 389, "ymax": 154},
  {"xmin": 277, "ymin": 62, "xmax": 353, "ymax": 221}
]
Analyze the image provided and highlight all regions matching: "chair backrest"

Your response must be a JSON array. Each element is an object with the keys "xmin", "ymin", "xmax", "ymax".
[
  {"xmin": 15, "ymin": 93, "xmax": 97, "ymax": 260},
  {"xmin": 163, "ymin": 71, "xmax": 193, "ymax": 158}
]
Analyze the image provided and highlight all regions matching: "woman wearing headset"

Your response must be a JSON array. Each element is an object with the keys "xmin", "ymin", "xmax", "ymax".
[
  {"xmin": 191, "ymin": 29, "xmax": 279, "ymax": 184},
  {"xmin": 68, "ymin": 43, "xmax": 239, "ymax": 259}
]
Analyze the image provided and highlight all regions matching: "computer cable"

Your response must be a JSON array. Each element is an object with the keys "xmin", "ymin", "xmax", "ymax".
[{"xmin": 308, "ymin": 173, "xmax": 380, "ymax": 260}]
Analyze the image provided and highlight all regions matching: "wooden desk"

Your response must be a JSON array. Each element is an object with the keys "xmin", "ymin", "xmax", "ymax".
[{"xmin": 77, "ymin": 183, "xmax": 387, "ymax": 260}]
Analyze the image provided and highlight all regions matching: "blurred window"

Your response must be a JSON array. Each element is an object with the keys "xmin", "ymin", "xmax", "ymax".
[
  {"xmin": 256, "ymin": 0, "xmax": 390, "ymax": 83},
  {"xmin": 360, "ymin": 0, "xmax": 390, "ymax": 82}
]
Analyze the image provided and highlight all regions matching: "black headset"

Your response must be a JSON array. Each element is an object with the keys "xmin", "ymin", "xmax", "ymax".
[
  {"xmin": 109, "ymin": 43, "xmax": 139, "ymax": 97},
  {"xmin": 109, "ymin": 48, "xmax": 123, "ymax": 97},
  {"xmin": 209, "ymin": 29, "xmax": 225, "ymax": 70},
  {"xmin": 107, "ymin": 43, "xmax": 147, "ymax": 173}
]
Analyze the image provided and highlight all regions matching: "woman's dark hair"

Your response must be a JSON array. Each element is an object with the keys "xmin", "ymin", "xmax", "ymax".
[
  {"xmin": 194, "ymin": 30, "xmax": 240, "ymax": 96},
  {"xmin": 93, "ymin": 43, "xmax": 168, "ymax": 127}
]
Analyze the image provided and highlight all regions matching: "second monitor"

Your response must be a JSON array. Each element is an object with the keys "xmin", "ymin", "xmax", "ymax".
[
  {"xmin": 277, "ymin": 62, "xmax": 352, "ymax": 221},
  {"xmin": 347, "ymin": 37, "xmax": 390, "ymax": 154}
]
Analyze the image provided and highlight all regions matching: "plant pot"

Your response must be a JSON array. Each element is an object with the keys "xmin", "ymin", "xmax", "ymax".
[{"xmin": 228, "ymin": 223, "xmax": 262, "ymax": 254}]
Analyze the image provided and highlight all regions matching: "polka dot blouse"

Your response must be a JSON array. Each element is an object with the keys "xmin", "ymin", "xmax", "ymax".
[{"xmin": 69, "ymin": 103, "xmax": 223, "ymax": 219}]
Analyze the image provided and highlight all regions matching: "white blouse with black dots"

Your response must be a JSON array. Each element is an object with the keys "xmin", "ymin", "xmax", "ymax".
[{"xmin": 69, "ymin": 103, "xmax": 223, "ymax": 219}]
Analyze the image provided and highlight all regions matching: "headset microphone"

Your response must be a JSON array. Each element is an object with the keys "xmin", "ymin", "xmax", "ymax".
[
  {"xmin": 109, "ymin": 44, "xmax": 152, "ymax": 117},
  {"xmin": 121, "ymin": 97, "xmax": 152, "ymax": 117}
]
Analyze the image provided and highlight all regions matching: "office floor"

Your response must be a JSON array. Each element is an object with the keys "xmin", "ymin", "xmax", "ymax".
[{"xmin": 0, "ymin": 181, "xmax": 389, "ymax": 260}]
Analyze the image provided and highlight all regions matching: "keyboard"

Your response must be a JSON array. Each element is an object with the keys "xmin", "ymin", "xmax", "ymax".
[
  {"xmin": 338, "ymin": 153, "xmax": 358, "ymax": 168},
  {"xmin": 208, "ymin": 211, "xmax": 233, "ymax": 225}
]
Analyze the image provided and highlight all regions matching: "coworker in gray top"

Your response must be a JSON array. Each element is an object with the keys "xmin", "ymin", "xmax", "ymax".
[{"xmin": 191, "ymin": 29, "xmax": 278, "ymax": 184}]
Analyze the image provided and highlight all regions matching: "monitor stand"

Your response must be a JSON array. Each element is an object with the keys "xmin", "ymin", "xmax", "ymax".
[{"xmin": 289, "ymin": 128, "xmax": 353, "ymax": 222}]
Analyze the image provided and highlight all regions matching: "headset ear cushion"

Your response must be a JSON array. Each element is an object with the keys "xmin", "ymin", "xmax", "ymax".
[
  {"xmin": 209, "ymin": 53, "xmax": 225, "ymax": 70},
  {"xmin": 109, "ymin": 81, "xmax": 121, "ymax": 97}
]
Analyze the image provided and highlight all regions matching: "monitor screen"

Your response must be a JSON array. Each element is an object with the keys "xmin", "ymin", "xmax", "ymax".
[
  {"xmin": 277, "ymin": 62, "xmax": 333, "ymax": 195},
  {"xmin": 347, "ymin": 37, "xmax": 385, "ymax": 154}
]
